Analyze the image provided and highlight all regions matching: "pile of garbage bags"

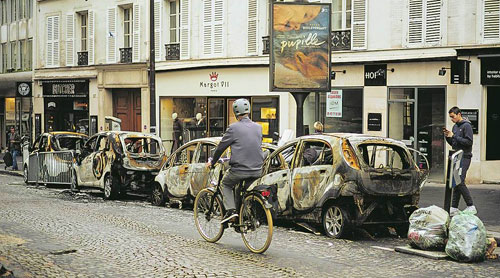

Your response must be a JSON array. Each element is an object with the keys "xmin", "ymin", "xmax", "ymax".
[
  {"xmin": 408, "ymin": 205, "xmax": 450, "ymax": 250},
  {"xmin": 407, "ymin": 205, "xmax": 489, "ymax": 263}
]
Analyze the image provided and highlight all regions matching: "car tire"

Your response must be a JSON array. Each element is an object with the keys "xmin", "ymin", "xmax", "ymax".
[
  {"xmin": 23, "ymin": 164, "xmax": 29, "ymax": 184},
  {"xmin": 322, "ymin": 203, "xmax": 350, "ymax": 239},
  {"xmin": 70, "ymin": 170, "xmax": 79, "ymax": 192},
  {"xmin": 151, "ymin": 182, "xmax": 166, "ymax": 206},
  {"xmin": 103, "ymin": 174, "xmax": 118, "ymax": 200}
]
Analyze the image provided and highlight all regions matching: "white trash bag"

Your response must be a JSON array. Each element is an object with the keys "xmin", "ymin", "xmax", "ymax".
[
  {"xmin": 407, "ymin": 205, "xmax": 450, "ymax": 250},
  {"xmin": 445, "ymin": 212, "xmax": 488, "ymax": 262}
]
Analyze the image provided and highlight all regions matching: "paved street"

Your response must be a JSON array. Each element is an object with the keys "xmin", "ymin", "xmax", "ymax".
[{"xmin": 0, "ymin": 175, "xmax": 499, "ymax": 278}]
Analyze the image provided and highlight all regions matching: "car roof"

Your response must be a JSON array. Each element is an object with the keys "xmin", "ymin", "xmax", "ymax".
[
  {"xmin": 295, "ymin": 133, "xmax": 408, "ymax": 148},
  {"xmin": 92, "ymin": 131, "xmax": 161, "ymax": 138},
  {"xmin": 48, "ymin": 132, "xmax": 88, "ymax": 137}
]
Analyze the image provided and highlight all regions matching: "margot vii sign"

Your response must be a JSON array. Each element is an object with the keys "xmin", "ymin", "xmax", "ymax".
[{"xmin": 200, "ymin": 72, "xmax": 230, "ymax": 90}]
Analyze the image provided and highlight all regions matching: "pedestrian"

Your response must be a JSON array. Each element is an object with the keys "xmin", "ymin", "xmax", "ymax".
[
  {"xmin": 313, "ymin": 121, "xmax": 323, "ymax": 134},
  {"xmin": 443, "ymin": 106, "xmax": 476, "ymax": 216},
  {"xmin": 8, "ymin": 126, "xmax": 21, "ymax": 171}
]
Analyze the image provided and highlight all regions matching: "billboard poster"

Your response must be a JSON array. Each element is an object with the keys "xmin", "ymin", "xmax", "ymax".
[
  {"xmin": 270, "ymin": 2, "xmax": 331, "ymax": 92},
  {"xmin": 326, "ymin": 90, "xmax": 342, "ymax": 118}
]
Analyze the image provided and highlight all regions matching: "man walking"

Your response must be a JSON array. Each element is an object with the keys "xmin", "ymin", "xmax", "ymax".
[
  {"xmin": 443, "ymin": 106, "xmax": 476, "ymax": 216},
  {"xmin": 8, "ymin": 126, "xmax": 21, "ymax": 171}
]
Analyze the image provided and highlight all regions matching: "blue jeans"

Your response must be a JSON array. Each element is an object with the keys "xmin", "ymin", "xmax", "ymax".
[{"xmin": 10, "ymin": 149, "xmax": 19, "ymax": 170}]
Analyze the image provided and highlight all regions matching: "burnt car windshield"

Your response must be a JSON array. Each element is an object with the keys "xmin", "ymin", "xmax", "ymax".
[
  {"xmin": 56, "ymin": 136, "xmax": 87, "ymax": 151},
  {"xmin": 122, "ymin": 137, "xmax": 162, "ymax": 155},
  {"xmin": 357, "ymin": 144, "xmax": 410, "ymax": 170}
]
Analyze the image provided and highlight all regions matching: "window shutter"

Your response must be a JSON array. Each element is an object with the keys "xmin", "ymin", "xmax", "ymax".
[
  {"xmin": 483, "ymin": 0, "xmax": 500, "ymax": 41},
  {"xmin": 65, "ymin": 13, "xmax": 75, "ymax": 66},
  {"xmin": 180, "ymin": 0, "xmax": 190, "ymax": 59},
  {"xmin": 154, "ymin": 0, "xmax": 162, "ymax": 61},
  {"xmin": 106, "ymin": 7, "xmax": 117, "ymax": 63},
  {"xmin": 0, "ymin": 44, "xmax": 3, "ymax": 72},
  {"xmin": 213, "ymin": 0, "xmax": 224, "ymax": 55},
  {"xmin": 202, "ymin": 0, "xmax": 213, "ymax": 56},
  {"xmin": 7, "ymin": 42, "xmax": 11, "ymax": 69},
  {"xmin": 88, "ymin": 10, "xmax": 95, "ymax": 65},
  {"xmin": 16, "ymin": 41, "xmax": 20, "ymax": 69},
  {"xmin": 352, "ymin": 0, "xmax": 367, "ymax": 49},
  {"xmin": 46, "ymin": 16, "xmax": 53, "ymax": 67},
  {"xmin": 425, "ymin": 0, "xmax": 441, "ymax": 45},
  {"xmin": 247, "ymin": 0, "xmax": 258, "ymax": 55},
  {"xmin": 132, "ymin": 3, "xmax": 140, "ymax": 62},
  {"xmin": 408, "ymin": 0, "xmax": 423, "ymax": 45},
  {"xmin": 53, "ymin": 15, "xmax": 60, "ymax": 66}
]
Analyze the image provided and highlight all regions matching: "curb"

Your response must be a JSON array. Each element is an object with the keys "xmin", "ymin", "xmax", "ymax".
[{"xmin": 0, "ymin": 169, "xmax": 23, "ymax": 177}]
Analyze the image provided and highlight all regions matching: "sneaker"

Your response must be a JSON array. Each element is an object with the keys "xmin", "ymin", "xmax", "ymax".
[
  {"xmin": 221, "ymin": 210, "xmax": 238, "ymax": 224},
  {"xmin": 464, "ymin": 205, "xmax": 477, "ymax": 214},
  {"xmin": 450, "ymin": 207, "xmax": 460, "ymax": 217}
]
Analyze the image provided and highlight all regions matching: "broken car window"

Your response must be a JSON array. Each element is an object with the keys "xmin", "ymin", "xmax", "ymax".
[
  {"xmin": 199, "ymin": 143, "xmax": 216, "ymax": 163},
  {"xmin": 174, "ymin": 144, "xmax": 197, "ymax": 165},
  {"xmin": 300, "ymin": 141, "xmax": 332, "ymax": 167},
  {"xmin": 268, "ymin": 142, "xmax": 297, "ymax": 173},
  {"xmin": 57, "ymin": 137, "xmax": 86, "ymax": 151},
  {"xmin": 358, "ymin": 144, "xmax": 410, "ymax": 170},
  {"xmin": 123, "ymin": 137, "xmax": 162, "ymax": 155}
]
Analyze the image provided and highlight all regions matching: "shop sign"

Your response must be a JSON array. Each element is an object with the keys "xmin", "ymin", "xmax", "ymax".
[
  {"xmin": 364, "ymin": 64, "xmax": 387, "ymax": 86},
  {"xmin": 199, "ymin": 72, "xmax": 230, "ymax": 92},
  {"xmin": 326, "ymin": 90, "xmax": 342, "ymax": 118},
  {"xmin": 481, "ymin": 57, "xmax": 500, "ymax": 85},
  {"xmin": 270, "ymin": 2, "xmax": 331, "ymax": 92},
  {"xmin": 16, "ymin": 82, "xmax": 32, "ymax": 97},
  {"xmin": 451, "ymin": 60, "xmax": 470, "ymax": 84},
  {"xmin": 461, "ymin": 109, "xmax": 479, "ymax": 134},
  {"xmin": 367, "ymin": 113, "xmax": 382, "ymax": 131},
  {"xmin": 42, "ymin": 79, "xmax": 89, "ymax": 97}
]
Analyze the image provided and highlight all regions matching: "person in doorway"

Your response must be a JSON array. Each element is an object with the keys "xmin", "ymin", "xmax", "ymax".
[
  {"xmin": 171, "ymin": 113, "xmax": 183, "ymax": 153},
  {"xmin": 206, "ymin": 98, "xmax": 265, "ymax": 224},
  {"xmin": 313, "ymin": 121, "xmax": 323, "ymax": 134},
  {"xmin": 443, "ymin": 106, "xmax": 476, "ymax": 216},
  {"xmin": 8, "ymin": 126, "xmax": 21, "ymax": 171}
]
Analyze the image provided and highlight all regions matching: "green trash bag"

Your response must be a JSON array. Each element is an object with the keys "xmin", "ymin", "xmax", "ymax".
[
  {"xmin": 408, "ymin": 205, "xmax": 450, "ymax": 250},
  {"xmin": 445, "ymin": 212, "xmax": 488, "ymax": 262}
]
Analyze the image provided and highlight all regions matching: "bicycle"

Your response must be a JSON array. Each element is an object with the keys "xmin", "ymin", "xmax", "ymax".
[{"xmin": 193, "ymin": 159, "xmax": 274, "ymax": 254}]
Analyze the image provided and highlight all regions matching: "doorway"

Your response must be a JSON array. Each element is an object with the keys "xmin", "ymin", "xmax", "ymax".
[
  {"xmin": 487, "ymin": 87, "xmax": 500, "ymax": 160},
  {"xmin": 388, "ymin": 87, "xmax": 446, "ymax": 182},
  {"xmin": 113, "ymin": 89, "xmax": 141, "ymax": 132}
]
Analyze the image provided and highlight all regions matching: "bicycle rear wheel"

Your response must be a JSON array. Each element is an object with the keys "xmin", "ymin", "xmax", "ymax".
[
  {"xmin": 239, "ymin": 194, "xmax": 273, "ymax": 254},
  {"xmin": 194, "ymin": 188, "xmax": 225, "ymax": 243}
]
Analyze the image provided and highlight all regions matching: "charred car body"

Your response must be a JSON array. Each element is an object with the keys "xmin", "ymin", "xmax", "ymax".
[
  {"xmin": 152, "ymin": 137, "xmax": 276, "ymax": 207},
  {"xmin": 247, "ymin": 133, "xmax": 429, "ymax": 238},
  {"xmin": 23, "ymin": 132, "xmax": 88, "ymax": 186},
  {"xmin": 74, "ymin": 131, "xmax": 166, "ymax": 199}
]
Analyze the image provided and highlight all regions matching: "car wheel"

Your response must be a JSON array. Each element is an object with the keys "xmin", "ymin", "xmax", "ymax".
[
  {"xmin": 23, "ymin": 164, "xmax": 29, "ymax": 184},
  {"xmin": 103, "ymin": 174, "xmax": 118, "ymax": 200},
  {"xmin": 322, "ymin": 204, "xmax": 350, "ymax": 239},
  {"xmin": 151, "ymin": 182, "xmax": 166, "ymax": 206},
  {"xmin": 70, "ymin": 170, "xmax": 79, "ymax": 192}
]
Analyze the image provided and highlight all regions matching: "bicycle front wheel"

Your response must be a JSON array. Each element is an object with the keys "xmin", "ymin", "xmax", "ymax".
[
  {"xmin": 239, "ymin": 194, "xmax": 273, "ymax": 254},
  {"xmin": 194, "ymin": 189, "xmax": 225, "ymax": 243}
]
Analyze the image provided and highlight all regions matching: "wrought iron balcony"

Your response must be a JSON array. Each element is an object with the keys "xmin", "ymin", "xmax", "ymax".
[
  {"xmin": 119, "ymin": 47, "xmax": 133, "ymax": 63},
  {"xmin": 77, "ymin": 51, "xmax": 88, "ymax": 66},
  {"xmin": 331, "ymin": 30, "xmax": 351, "ymax": 51},
  {"xmin": 262, "ymin": 36, "xmax": 270, "ymax": 55},
  {"xmin": 165, "ymin": 43, "xmax": 180, "ymax": 60}
]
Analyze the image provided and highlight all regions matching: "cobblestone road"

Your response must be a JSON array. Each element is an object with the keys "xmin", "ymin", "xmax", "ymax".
[{"xmin": 0, "ymin": 175, "xmax": 498, "ymax": 277}]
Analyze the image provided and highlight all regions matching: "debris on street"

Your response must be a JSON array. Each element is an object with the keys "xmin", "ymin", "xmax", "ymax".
[
  {"xmin": 486, "ymin": 238, "xmax": 498, "ymax": 260},
  {"xmin": 408, "ymin": 205, "xmax": 450, "ymax": 250},
  {"xmin": 445, "ymin": 212, "xmax": 488, "ymax": 262}
]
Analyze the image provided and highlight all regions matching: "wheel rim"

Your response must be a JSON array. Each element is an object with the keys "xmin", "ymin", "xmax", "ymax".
[
  {"xmin": 104, "ymin": 177, "xmax": 111, "ymax": 198},
  {"xmin": 194, "ymin": 190, "xmax": 224, "ymax": 243},
  {"xmin": 325, "ymin": 206, "xmax": 343, "ymax": 237},
  {"xmin": 152, "ymin": 185, "xmax": 163, "ymax": 205},
  {"xmin": 240, "ymin": 195, "xmax": 273, "ymax": 253}
]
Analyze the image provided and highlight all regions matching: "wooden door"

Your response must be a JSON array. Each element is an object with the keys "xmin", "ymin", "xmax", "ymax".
[{"xmin": 113, "ymin": 89, "xmax": 141, "ymax": 132}]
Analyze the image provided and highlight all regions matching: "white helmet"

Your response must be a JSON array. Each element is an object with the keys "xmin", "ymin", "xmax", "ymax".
[{"xmin": 233, "ymin": 98, "xmax": 250, "ymax": 116}]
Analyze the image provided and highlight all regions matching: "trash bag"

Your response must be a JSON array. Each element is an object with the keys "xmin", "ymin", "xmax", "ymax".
[
  {"xmin": 445, "ymin": 212, "xmax": 488, "ymax": 262},
  {"xmin": 407, "ymin": 205, "xmax": 450, "ymax": 250}
]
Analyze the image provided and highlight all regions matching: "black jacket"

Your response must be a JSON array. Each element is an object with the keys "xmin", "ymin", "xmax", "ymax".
[{"xmin": 445, "ymin": 119, "xmax": 473, "ymax": 158}]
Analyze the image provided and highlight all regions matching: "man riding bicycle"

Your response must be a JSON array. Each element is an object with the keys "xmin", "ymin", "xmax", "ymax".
[{"xmin": 206, "ymin": 98, "xmax": 265, "ymax": 224}]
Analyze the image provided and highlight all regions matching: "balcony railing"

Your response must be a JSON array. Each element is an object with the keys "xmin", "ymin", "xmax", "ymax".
[
  {"xmin": 331, "ymin": 30, "xmax": 351, "ymax": 51},
  {"xmin": 262, "ymin": 36, "xmax": 270, "ymax": 55},
  {"xmin": 165, "ymin": 43, "xmax": 180, "ymax": 60},
  {"xmin": 77, "ymin": 51, "xmax": 88, "ymax": 66},
  {"xmin": 120, "ymin": 47, "xmax": 133, "ymax": 63}
]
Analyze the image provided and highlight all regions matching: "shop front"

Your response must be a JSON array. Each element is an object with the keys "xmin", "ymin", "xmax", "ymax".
[
  {"xmin": 156, "ymin": 67, "xmax": 291, "ymax": 154},
  {"xmin": 0, "ymin": 80, "xmax": 33, "ymax": 149}
]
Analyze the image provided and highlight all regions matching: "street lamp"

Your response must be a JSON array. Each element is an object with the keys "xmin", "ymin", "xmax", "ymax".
[
  {"xmin": 439, "ymin": 67, "xmax": 451, "ymax": 76},
  {"xmin": 330, "ymin": 70, "xmax": 346, "ymax": 80}
]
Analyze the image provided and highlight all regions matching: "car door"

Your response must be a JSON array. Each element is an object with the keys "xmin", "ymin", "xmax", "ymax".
[
  {"xmin": 291, "ymin": 139, "xmax": 335, "ymax": 211},
  {"xmin": 92, "ymin": 135, "xmax": 110, "ymax": 187},
  {"xmin": 260, "ymin": 141, "xmax": 298, "ymax": 214},
  {"xmin": 78, "ymin": 135, "xmax": 98, "ymax": 186},
  {"xmin": 27, "ymin": 136, "xmax": 42, "ymax": 182},
  {"xmin": 189, "ymin": 142, "xmax": 220, "ymax": 197},
  {"xmin": 164, "ymin": 142, "xmax": 197, "ymax": 198}
]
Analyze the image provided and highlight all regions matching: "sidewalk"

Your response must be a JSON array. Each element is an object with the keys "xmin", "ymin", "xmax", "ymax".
[{"xmin": 0, "ymin": 152, "xmax": 23, "ymax": 177}]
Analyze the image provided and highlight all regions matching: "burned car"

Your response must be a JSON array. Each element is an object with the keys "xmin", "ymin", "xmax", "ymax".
[
  {"xmin": 74, "ymin": 131, "xmax": 166, "ymax": 199},
  {"xmin": 247, "ymin": 133, "xmax": 429, "ymax": 238},
  {"xmin": 23, "ymin": 132, "xmax": 88, "ymax": 186},
  {"xmin": 151, "ymin": 137, "xmax": 276, "ymax": 207}
]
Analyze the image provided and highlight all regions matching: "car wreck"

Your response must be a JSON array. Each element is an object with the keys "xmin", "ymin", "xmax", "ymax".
[
  {"xmin": 23, "ymin": 132, "xmax": 88, "ymax": 185},
  {"xmin": 152, "ymin": 137, "xmax": 276, "ymax": 207},
  {"xmin": 74, "ymin": 131, "xmax": 166, "ymax": 199},
  {"xmin": 247, "ymin": 133, "xmax": 429, "ymax": 238}
]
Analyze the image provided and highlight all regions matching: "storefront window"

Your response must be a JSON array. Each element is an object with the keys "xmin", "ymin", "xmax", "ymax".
[
  {"xmin": 252, "ymin": 97, "xmax": 279, "ymax": 143},
  {"xmin": 487, "ymin": 87, "xmax": 500, "ymax": 160}
]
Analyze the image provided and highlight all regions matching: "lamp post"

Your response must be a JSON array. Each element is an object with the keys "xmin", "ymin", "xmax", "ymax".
[{"xmin": 149, "ymin": 0, "xmax": 156, "ymax": 135}]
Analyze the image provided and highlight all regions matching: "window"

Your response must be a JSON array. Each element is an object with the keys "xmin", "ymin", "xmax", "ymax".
[
  {"xmin": 123, "ymin": 8, "xmax": 132, "ymax": 48},
  {"xmin": 10, "ymin": 41, "xmax": 16, "ymax": 70},
  {"xmin": 19, "ymin": 40, "xmax": 23, "ymax": 69},
  {"xmin": 332, "ymin": 0, "xmax": 351, "ymax": 31},
  {"xmin": 483, "ymin": 0, "xmax": 500, "ymax": 42},
  {"xmin": 174, "ymin": 144, "xmax": 196, "ymax": 165},
  {"xmin": 169, "ymin": 0, "xmax": 180, "ymax": 43},
  {"xmin": 10, "ymin": 0, "xmax": 16, "ymax": 22},
  {"xmin": 407, "ymin": 0, "xmax": 443, "ymax": 46},
  {"xmin": 81, "ymin": 13, "xmax": 88, "ymax": 51},
  {"xmin": 26, "ymin": 39, "xmax": 31, "ymax": 70},
  {"xmin": 202, "ymin": 0, "xmax": 224, "ymax": 56},
  {"xmin": 198, "ymin": 143, "xmax": 216, "ymax": 163},
  {"xmin": 84, "ymin": 136, "xmax": 98, "ymax": 151},
  {"xmin": 1, "ymin": 43, "xmax": 6, "ymax": 72},
  {"xmin": 299, "ymin": 141, "xmax": 332, "ymax": 167},
  {"xmin": 268, "ymin": 142, "xmax": 297, "ymax": 174},
  {"xmin": 357, "ymin": 144, "xmax": 410, "ymax": 170}
]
